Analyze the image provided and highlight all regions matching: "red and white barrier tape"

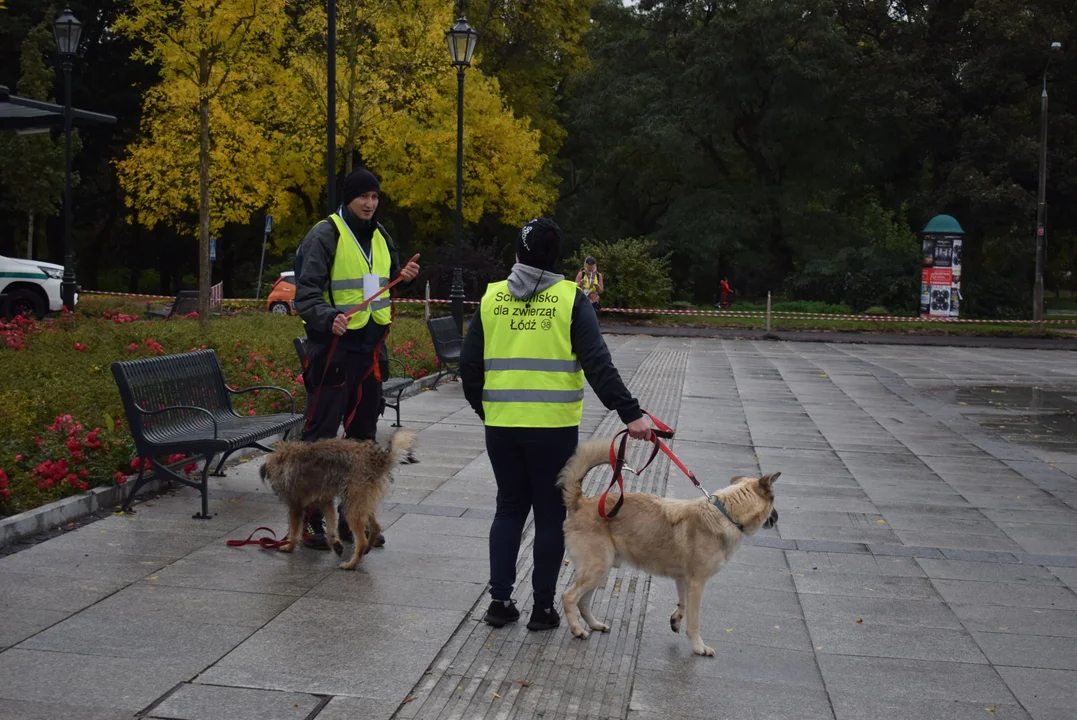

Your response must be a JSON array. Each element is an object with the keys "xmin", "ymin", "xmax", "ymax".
[{"xmin": 78, "ymin": 292, "xmax": 1074, "ymax": 325}]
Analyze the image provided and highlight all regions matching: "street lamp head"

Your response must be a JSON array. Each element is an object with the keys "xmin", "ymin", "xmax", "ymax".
[
  {"xmin": 53, "ymin": 7, "xmax": 83, "ymax": 57},
  {"xmin": 446, "ymin": 16, "xmax": 479, "ymax": 68},
  {"xmin": 1050, "ymin": 41, "xmax": 1062, "ymax": 50}
]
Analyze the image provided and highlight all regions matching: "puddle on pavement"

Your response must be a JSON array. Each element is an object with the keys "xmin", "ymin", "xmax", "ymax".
[{"xmin": 938, "ymin": 385, "xmax": 1077, "ymax": 455}]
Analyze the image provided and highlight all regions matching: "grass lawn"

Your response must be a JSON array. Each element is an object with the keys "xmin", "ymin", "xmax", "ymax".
[{"xmin": 0, "ymin": 297, "xmax": 441, "ymax": 517}]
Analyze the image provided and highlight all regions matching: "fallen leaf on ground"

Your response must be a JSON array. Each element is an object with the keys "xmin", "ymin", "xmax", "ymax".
[
  {"xmin": 514, "ymin": 680, "xmax": 530, "ymax": 687},
  {"xmin": 856, "ymin": 619, "xmax": 863, "ymax": 624},
  {"xmin": 877, "ymin": 519, "xmax": 885, "ymax": 524},
  {"xmin": 231, "ymin": 497, "xmax": 243, "ymax": 502},
  {"xmin": 820, "ymin": 373, "xmax": 829, "ymax": 378},
  {"xmin": 400, "ymin": 697, "xmax": 417, "ymax": 705},
  {"xmin": 986, "ymin": 706, "xmax": 996, "ymax": 713},
  {"xmin": 726, "ymin": 627, "xmax": 734, "ymax": 632},
  {"xmin": 492, "ymin": 692, "xmax": 502, "ymax": 699}
]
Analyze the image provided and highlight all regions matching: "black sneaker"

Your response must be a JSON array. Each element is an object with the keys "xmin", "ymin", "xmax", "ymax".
[
  {"xmin": 483, "ymin": 600, "xmax": 521, "ymax": 627},
  {"xmin": 526, "ymin": 606, "xmax": 560, "ymax": 632},
  {"xmin": 302, "ymin": 529, "xmax": 330, "ymax": 550}
]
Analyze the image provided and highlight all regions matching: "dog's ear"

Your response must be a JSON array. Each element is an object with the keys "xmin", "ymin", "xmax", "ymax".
[
  {"xmin": 758, "ymin": 472, "xmax": 781, "ymax": 492},
  {"xmin": 259, "ymin": 463, "xmax": 268, "ymax": 481}
]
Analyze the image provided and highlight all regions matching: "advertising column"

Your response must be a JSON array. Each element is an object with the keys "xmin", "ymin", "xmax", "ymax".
[{"xmin": 919, "ymin": 215, "xmax": 965, "ymax": 319}]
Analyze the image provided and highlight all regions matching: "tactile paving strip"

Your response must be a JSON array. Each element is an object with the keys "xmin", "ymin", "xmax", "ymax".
[{"xmin": 394, "ymin": 343, "xmax": 690, "ymax": 720}]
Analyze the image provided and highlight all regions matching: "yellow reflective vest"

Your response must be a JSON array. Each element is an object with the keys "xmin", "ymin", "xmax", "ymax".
[
  {"xmin": 479, "ymin": 279, "xmax": 584, "ymax": 428},
  {"xmin": 320, "ymin": 213, "xmax": 392, "ymax": 330}
]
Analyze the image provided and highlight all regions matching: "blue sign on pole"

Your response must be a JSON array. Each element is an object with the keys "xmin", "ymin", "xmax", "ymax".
[
  {"xmin": 265, "ymin": 215, "xmax": 273, "ymax": 234},
  {"xmin": 209, "ymin": 237, "xmax": 216, "ymax": 262}
]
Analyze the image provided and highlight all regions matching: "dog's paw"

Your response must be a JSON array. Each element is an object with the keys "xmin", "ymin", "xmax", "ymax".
[
  {"xmin": 278, "ymin": 542, "xmax": 295, "ymax": 553},
  {"xmin": 670, "ymin": 612, "xmax": 682, "ymax": 634},
  {"xmin": 338, "ymin": 561, "xmax": 358, "ymax": 571},
  {"xmin": 332, "ymin": 541, "xmax": 345, "ymax": 557},
  {"xmin": 692, "ymin": 644, "xmax": 715, "ymax": 657},
  {"xmin": 589, "ymin": 622, "xmax": 610, "ymax": 633},
  {"xmin": 571, "ymin": 627, "xmax": 590, "ymax": 640}
]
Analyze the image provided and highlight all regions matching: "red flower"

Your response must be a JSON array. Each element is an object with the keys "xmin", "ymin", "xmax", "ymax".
[
  {"xmin": 248, "ymin": 410, "xmax": 256, "ymax": 416},
  {"xmin": 66, "ymin": 440, "xmax": 80, "ymax": 453},
  {"xmin": 78, "ymin": 482, "xmax": 88, "ymax": 491},
  {"xmin": 113, "ymin": 472, "xmax": 127, "ymax": 485},
  {"xmin": 79, "ymin": 470, "xmax": 89, "ymax": 479},
  {"xmin": 15, "ymin": 454, "xmax": 22, "ymax": 462},
  {"xmin": 183, "ymin": 462, "xmax": 199, "ymax": 475},
  {"xmin": 127, "ymin": 343, "xmax": 139, "ymax": 353},
  {"xmin": 73, "ymin": 342, "xmax": 87, "ymax": 352},
  {"xmin": 0, "ymin": 469, "xmax": 7, "ymax": 486}
]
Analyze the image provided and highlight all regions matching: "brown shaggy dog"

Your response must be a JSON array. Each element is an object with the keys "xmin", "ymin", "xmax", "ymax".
[
  {"xmin": 557, "ymin": 439, "xmax": 779, "ymax": 656},
  {"xmin": 259, "ymin": 431, "xmax": 416, "ymax": 570}
]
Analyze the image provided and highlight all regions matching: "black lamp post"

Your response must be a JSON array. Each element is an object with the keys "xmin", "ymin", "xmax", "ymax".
[
  {"xmin": 1033, "ymin": 41, "xmax": 1063, "ymax": 331},
  {"xmin": 445, "ymin": 16, "xmax": 478, "ymax": 336},
  {"xmin": 327, "ymin": 0, "xmax": 337, "ymax": 213},
  {"xmin": 54, "ymin": 7, "xmax": 82, "ymax": 311}
]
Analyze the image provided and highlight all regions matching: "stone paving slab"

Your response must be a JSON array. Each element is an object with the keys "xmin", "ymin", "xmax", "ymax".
[{"xmin": 3, "ymin": 338, "xmax": 1077, "ymax": 719}]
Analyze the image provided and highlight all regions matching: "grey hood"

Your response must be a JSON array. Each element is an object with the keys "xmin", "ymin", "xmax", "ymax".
[{"xmin": 506, "ymin": 263, "xmax": 563, "ymax": 300}]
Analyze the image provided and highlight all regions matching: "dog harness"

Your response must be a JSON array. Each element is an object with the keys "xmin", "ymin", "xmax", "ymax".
[{"xmin": 598, "ymin": 411, "xmax": 745, "ymax": 532}]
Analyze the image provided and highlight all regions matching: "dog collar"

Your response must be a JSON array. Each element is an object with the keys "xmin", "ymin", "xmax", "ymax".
[{"xmin": 709, "ymin": 495, "xmax": 744, "ymax": 532}]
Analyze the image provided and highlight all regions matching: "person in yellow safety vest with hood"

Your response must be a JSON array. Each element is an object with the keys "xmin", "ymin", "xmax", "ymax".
[
  {"xmin": 459, "ymin": 218, "xmax": 651, "ymax": 632},
  {"xmin": 293, "ymin": 167, "xmax": 420, "ymax": 550}
]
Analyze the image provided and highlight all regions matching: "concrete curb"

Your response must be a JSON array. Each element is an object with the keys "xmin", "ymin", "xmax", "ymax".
[{"xmin": 0, "ymin": 372, "xmax": 455, "ymax": 548}]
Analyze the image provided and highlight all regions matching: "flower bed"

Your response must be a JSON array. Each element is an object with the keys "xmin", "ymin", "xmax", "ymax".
[{"xmin": 0, "ymin": 297, "xmax": 441, "ymax": 517}]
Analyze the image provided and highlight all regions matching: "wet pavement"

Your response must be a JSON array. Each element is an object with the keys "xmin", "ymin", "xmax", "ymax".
[{"xmin": 1, "ymin": 338, "xmax": 1076, "ymax": 720}]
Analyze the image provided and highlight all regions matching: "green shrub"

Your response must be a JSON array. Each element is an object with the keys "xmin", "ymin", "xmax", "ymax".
[
  {"xmin": 863, "ymin": 306, "xmax": 890, "ymax": 316},
  {"xmin": 771, "ymin": 300, "xmax": 853, "ymax": 315},
  {"xmin": 0, "ymin": 305, "xmax": 437, "ymax": 516},
  {"xmin": 566, "ymin": 237, "xmax": 673, "ymax": 308}
]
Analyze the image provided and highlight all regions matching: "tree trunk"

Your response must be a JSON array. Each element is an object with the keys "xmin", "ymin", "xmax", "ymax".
[
  {"xmin": 198, "ymin": 50, "xmax": 212, "ymax": 329},
  {"xmin": 26, "ymin": 213, "xmax": 34, "ymax": 260}
]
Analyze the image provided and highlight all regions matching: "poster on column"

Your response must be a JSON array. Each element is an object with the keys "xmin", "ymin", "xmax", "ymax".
[
  {"xmin": 950, "ymin": 238, "xmax": 963, "ymax": 317},
  {"xmin": 929, "ymin": 268, "xmax": 952, "ymax": 316},
  {"xmin": 920, "ymin": 268, "xmax": 931, "ymax": 316}
]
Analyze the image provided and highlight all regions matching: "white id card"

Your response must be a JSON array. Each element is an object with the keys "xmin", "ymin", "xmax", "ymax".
[{"xmin": 363, "ymin": 273, "xmax": 380, "ymax": 302}]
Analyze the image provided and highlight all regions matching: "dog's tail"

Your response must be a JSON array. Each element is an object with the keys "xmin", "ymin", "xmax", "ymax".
[
  {"xmin": 557, "ymin": 439, "xmax": 611, "ymax": 512},
  {"xmin": 387, "ymin": 429, "xmax": 418, "ymax": 468}
]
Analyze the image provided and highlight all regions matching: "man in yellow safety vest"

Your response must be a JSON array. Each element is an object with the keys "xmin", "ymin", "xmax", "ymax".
[
  {"xmin": 459, "ymin": 218, "xmax": 650, "ymax": 631},
  {"xmin": 293, "ymin": 167, "xmax": 420, "ymax": 550}
]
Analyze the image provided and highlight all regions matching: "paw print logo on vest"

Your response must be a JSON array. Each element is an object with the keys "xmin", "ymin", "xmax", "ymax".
[{"xmin": 541, "ymin": 319, "xmax": 552, "ymax": 331}]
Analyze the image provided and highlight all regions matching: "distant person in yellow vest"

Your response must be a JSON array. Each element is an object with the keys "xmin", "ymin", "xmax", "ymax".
[
  {"xmin": 293, "ymin": 167, "xmax": 420, "ymax": 550},
  {"xmin": 575, "ymin": 256, "xmax": 603, "ymax": 313},
  {"xmin": 459, "ymin": 218, "xmax": 651, "ymax": 632}
]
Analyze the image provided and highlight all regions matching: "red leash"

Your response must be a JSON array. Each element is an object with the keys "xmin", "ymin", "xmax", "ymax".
[
  {"xmin": 303, "ymin": 254, "xmax": 420, "ymax": 432},
  {"xmin": 226, "ymin": 526, "xmax": 291, "ymax": 550},
  {"xmin": 597, "ymin": 411, "xmax": 707, "ymax": 519}
]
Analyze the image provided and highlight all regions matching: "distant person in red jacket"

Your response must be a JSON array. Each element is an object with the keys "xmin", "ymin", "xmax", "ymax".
[{"xmin": 716, "ymin": 278, "xmax": 733, "ymax": 308}]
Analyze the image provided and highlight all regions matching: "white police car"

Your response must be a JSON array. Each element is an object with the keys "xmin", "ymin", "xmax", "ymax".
[{"xmin": 0, "ymin": 255, "xmax": 75, "ymax": 319}]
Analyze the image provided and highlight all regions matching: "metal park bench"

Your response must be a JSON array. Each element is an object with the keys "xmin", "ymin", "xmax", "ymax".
[
  {"xmin": 111, "ymin": 349, "xmax": 303, "ymax": 518},
  {"xmin": 293, "ymin": 337, "xmax": 414, "ymax": 428},
  {"xmin": 425, "ymin": 316, "xmax": 462, "ymax": 389}
]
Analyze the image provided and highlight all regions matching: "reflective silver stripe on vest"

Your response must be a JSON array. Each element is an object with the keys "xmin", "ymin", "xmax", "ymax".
[
  {"xmin": 483, "ymin": 358, "xmax": 582, "ymax": 373},
  {"xmin": 336, "ymin": 299, "xmax": 391, "ymax": 314},
  {"xmin": 482, "ymin": 389, "xmax": 585, "ymax": 403},
  {"xmin": 330, "ymin": 276, "xmax": 390, "ymax": 291}
]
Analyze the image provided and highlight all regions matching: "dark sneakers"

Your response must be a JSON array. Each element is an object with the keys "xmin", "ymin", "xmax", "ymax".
[
  {"xmin": 302, "ymin": 528, "xmax": 331, "ymax": 550},
  {"xmin": 526, "ymin": 606, "xmax": 561, "ymax": 632},
  {"xmin": 483, "ymin": 600, "xmax": 521, "ymax": 627}
]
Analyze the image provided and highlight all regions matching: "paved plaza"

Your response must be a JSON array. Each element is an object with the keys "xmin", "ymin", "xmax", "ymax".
[{"xmin": 2, "ymin": 335, "xmax": 1077, "ymax": 720}]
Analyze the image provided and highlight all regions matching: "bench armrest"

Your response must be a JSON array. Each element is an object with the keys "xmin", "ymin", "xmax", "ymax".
[
  {"xmin": 136, "ymin": 404, "xmax": 218, "ymax": 439},
  {"xmin": 388, "ymin": 357, "xmax": 409, "ymax": 378},
  {"xmin": 228, "ymin": 384, "xmax": 297, "ymax": 414}
]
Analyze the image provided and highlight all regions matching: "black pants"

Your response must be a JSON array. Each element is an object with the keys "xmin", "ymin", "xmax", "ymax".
[
  {"xmin": 301, "ymin": 343, "xmax": 384, "ymax": 533},
  {"xmin": 486, "ymin": 425, "xmax": 578, "ymax": 609}
]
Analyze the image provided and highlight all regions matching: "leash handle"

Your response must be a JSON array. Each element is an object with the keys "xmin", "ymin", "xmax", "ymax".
[
  {"xmin": 226, "ymin": 526, "xmax": 289, "ymax": 550},
  {"xmin": 598, "ymin": 409, "xmax": 668, "ymax": 519}
]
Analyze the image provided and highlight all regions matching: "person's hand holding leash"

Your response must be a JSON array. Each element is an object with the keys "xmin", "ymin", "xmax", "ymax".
[
  {"xmin": 626, "ymin": 417, "xmax": 652, "ymax": 440},
  {"xmin": 400, "ymin": 260, "xmax": 420, "ymax": 281},
  {"xmin": 331, "ymin": 313, "xmax": 349, "ymax": 336}
]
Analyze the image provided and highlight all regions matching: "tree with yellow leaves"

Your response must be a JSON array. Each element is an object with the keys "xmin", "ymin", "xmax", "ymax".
[{"xmin": 114, "ymin": 0, "xmax": 285, "ymax": 325}]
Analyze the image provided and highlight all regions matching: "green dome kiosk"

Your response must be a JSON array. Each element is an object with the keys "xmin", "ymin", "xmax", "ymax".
[{"xmin": 920, "ymin": 215, "xmax": 964, "ymax": 318}]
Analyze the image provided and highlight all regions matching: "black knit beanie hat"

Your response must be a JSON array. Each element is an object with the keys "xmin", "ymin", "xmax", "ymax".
[
  {"xmin": 516, "ymin": 218, "xmax": 564, "ymax": 272},
  {"xmin": 342, "ymin": 168, "xmax": 380, "ymax": 206}
]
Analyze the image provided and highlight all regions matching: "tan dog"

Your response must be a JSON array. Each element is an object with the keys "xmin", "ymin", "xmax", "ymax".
[
  {"xmin": 259, "ymin": 431, "xmax": 416, "ymax": 570},
  {"xmin": 557, "ymin": 440, "xmax": 779, "ymax": 656}
]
